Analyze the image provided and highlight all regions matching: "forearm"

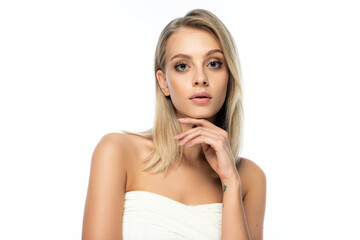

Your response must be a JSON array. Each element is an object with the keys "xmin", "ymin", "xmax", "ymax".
[{"xmin": 221, "ymin": 176, "xmax": 251, "ymax": 240}]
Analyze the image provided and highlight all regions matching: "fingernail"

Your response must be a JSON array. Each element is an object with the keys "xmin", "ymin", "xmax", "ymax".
[
  {"xmin": 178, "ymin": 118, "xmax": 185, "ymax": 121},
  {"xmin": 173, "ymin": 135, "xmax": 179, "ymax": 139}
]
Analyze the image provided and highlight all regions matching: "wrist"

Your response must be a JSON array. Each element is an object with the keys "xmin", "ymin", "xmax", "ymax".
[{"xmin": 221, "ymin": 174, "xmax": 241, "ymax": 188}]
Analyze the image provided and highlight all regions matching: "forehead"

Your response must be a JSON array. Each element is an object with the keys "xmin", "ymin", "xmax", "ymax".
[{"xmin": 166, "ymin": 27, "xmax": 222, "ymax": 61}]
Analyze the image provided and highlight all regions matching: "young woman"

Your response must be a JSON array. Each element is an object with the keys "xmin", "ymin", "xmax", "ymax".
[{"xmin": 82, "ymin": 9, "xmax": 266, "ymax": 240}]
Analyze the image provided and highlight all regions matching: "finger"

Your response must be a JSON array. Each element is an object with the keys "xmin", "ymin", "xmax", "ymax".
[
  {"xmin": 177, "ymin": 118, "xmax": 216, "ymax": 129},
  {"xmin": 176, "ymin": 126, "xmax": 219, "ymax": 144},
  {"xmin": 185, "ymin": 133, "xmax": 221, "ymax": 149},
  {"xmin": 174, "ymin": 125, "xmax": 220, "ymax": 141},
  {"xmin": 178, "ymin": 128, "xmax": 220, "ymax": 147}
]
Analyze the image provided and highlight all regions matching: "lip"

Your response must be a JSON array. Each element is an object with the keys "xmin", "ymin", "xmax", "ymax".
[
  {"xmin": 190, "ymin": 98, "xmax": 211, "ymax": 104},
  {"xmin": 189, "ymin": 92, "xmax": 213, "ymax": 99},
  {"xmin": 189, "ymin": 92, "xmax": 212, "ymax": 104}
]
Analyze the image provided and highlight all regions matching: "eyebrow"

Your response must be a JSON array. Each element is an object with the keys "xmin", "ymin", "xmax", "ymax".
[{"xmin": 170, "ymin": 49, "xmax": 224, "ymax": 61}]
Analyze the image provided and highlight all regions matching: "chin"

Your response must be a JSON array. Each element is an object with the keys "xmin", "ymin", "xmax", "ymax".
[{"xmin": 181, "ymin": 110, "xmax": 219, "ymax": 120}]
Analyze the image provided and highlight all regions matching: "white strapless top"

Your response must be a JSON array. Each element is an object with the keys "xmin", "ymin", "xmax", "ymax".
[{"xmin": 122, "ymin": 190, "xmax": 223, "ymax": 240}]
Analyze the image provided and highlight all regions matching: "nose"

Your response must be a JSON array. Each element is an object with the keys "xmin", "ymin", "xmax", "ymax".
[{"xmin": 192, "ymin": 69, "xmax": 209, "ymax": 87}]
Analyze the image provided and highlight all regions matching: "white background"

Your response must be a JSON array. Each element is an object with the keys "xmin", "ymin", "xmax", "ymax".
[{"xmin": 1, "ymin": 0, "xmax": 359, "ymax": 239}]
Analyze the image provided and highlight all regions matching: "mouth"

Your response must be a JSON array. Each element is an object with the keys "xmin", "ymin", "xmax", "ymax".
[
  {"xmin": 191, "ymin": 96, "xmax": 210, "ymax": 99},
  {"xmin": 189, "ymin": 92, "xmax": 213, "ymax": 100},
  {"xmin": 189, "ymin": 97, "xmax": 211, "ymax": 104}
]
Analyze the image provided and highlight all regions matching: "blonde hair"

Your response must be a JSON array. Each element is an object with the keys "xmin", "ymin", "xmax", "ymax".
[{"xmin": 123, "ymin": 9, "xmax": 244, "ymax": 179}]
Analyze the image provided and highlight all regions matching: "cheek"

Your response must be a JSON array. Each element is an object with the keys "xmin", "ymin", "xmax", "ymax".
[
  {"xmin": 169, "ymin": 83, "xmax": 190, "ymax": 101},
  {"xmin": 166, "ymin": 74, "xmax": 188, "ymax": 97},
  {"xmin": 216, "ymin": 73, "xmax": 229, "ymax": 98}
]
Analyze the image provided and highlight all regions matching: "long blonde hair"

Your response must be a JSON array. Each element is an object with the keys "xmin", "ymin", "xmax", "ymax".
[{"xmin": 123, "ymin": 9, "xmax": 244, "ymax": 179}]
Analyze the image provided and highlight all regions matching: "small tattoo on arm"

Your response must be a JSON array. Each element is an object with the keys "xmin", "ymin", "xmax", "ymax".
[{"xmin": 223, "ymin": 184, "xmax": 227, "ymax": 193}]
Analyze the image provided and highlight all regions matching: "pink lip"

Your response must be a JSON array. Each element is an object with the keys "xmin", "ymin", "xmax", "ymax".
[
  {"xmin": 191, "ymin": 98, "xmax": 211, "ymax": 104},
  {"xmin": 189, "ymin": 91, "xmax": 212, "ymax": 99},
  {"xmin": 189, "ymin": 92, "xmax": 212, "ymax": 104}
]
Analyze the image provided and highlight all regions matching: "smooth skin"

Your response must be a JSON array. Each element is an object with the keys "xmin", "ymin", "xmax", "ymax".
[{"xmin": 82, "ymin": 27, "xmax": 266, "ymax": 239}]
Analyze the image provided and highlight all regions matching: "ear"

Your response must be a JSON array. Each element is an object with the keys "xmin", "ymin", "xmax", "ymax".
[{"xmin": 156, "ymin": 69, "xmax": 170, "ymax": 96}]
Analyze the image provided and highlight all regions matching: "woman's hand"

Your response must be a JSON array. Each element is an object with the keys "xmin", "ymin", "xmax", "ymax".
[{"xmin": 174, "ymin": 117, "xmax": 240, "ymax": 183}]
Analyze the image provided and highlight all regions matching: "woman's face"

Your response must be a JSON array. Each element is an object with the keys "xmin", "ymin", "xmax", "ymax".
[{"xmin": 156, "ymin": 27, "xmax": 229, "ymax": 121}]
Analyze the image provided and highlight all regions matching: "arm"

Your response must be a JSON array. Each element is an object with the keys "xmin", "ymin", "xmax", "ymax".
[
  {"xmin": 240, "ymin": 158, "xmax": 266, "ymax": 240},
  {"xmin": 174, "ymin": 118, "xmax": 266, "ymax": 239},
  {"xmin": 82, "ymin": 133, "xmax": 128, "ymax": 240},
  {"xmin": 221, "ymin": 158, "xmax": 266, "ymax": 240},
  {"xmin": 221, "ymin": 174, "xmax": 251, "ymax": 240}
]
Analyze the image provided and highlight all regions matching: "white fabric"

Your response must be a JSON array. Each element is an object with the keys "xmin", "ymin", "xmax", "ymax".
[{"xmin": 122, "ymin": 190, "xmax": 223, "ymax": 240}]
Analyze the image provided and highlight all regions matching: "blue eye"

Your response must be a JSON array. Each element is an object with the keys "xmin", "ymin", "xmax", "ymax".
[
  {"xmin": 174, "ymin": 60, "xmax": 223, "ymax": 72},
  {"xmin": 209, "ymin": 60, "xmax": 223, "ymax": 69},
  {"xmin": 174, "ymin": 62, "xmax": 188, "ymax": 72}
]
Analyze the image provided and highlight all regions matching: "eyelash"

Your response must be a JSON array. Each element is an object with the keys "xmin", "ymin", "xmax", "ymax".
[{"xmin": 174, "ymin": 60, "xmax": 223, "ymax": 72}]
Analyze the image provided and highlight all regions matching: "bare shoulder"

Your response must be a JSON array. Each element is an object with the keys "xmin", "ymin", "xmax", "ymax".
[
  {"xmin": 82, "ymin": 132, "xmax": 152, "ymax": 239},
  {"xmin": 95, "ymin": 132, "xmax": 132, "ymax": 151},
  {"xmin": 91, "ymin": 133, "xmax": 132, "ymax": 170},
  {"xmin": 97, "ymin": 132, "xmax": 139, "ymax": 148},
  {"xmin": 237, "ymin": 157, "xmax": 266, "ymax": 197},
  {"xmin": 98, "ymin": 132, "xmax": 154, "ymax": 175},
  {"xmin": 95, "ymin": 132, "xmax": 153, "ymax": 162},
  {"xmin": 237, "ymin": 157, "xmax": 266, "ymax": 240},
  {"xmin": 238, "ymin": 157, "xmax": 266, "ymax": 179}
]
